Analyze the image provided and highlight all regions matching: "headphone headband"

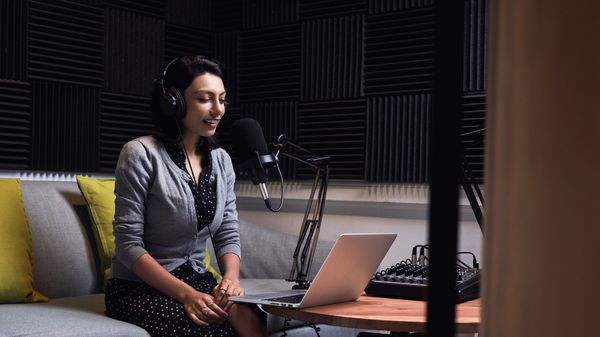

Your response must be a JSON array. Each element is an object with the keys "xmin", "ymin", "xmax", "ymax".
[
  {"xmin": 156, "ymin": 57, "xmax": 186, "ymax": 120},
  {"xmin": 156, "ymin": 58, "xmax": 179, "ymax": 88}
]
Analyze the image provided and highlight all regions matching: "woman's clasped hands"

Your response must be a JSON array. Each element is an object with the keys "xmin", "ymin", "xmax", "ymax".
[{"xmin": 183, "ymin": 278, "xmax": 245, "ymax": 326}]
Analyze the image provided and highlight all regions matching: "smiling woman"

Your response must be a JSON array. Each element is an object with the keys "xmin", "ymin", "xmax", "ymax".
[
  {"xmin": 151, "ymin": 56, "xmax": 227, "ymax": 143},
  {"xmin": 181, "ymin": 73, "xmax": 227, "ymax": 139},
  {"xmin": 103, "ymin": 56, "xmax": 267, "ymax": 337}
]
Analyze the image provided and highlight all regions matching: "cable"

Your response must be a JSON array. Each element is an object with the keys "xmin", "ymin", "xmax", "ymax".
[
  {"xmin": 265, "ymin": 161, "xmax": 285, "ymax": 212},
  {"xmin": 455, "ymin": 258, "xmax": 471, "ymax": 269},
  {"xmin": 412, "ymin": 245, "xmax": 428, "ymax": 265},
  {"xmin": 456, "ymin": 251, "xmax": 479, "ymax": 269},
  {"xmin": 419, "ymin": 246, "xmax": 427, "ymax": 265},
  {"xmin": 410, "ymin": 246, "xmax": 418, "ymax": 264},
  {"xmin": 175, "ymin": 122, "xmax": 218, "ymax": 272},
  {"xmin": 410, "ymin": 244, "xmax": 476, "ymax": 269}
]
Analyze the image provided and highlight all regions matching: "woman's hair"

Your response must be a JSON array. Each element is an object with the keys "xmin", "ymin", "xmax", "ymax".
[{"xmin": 151, "ymin": 55, "xmax": 225, "ymax": 143}]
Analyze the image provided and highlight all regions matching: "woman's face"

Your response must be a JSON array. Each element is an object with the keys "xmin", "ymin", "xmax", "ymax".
[{"xmin": 181, "ymin": 73, "xmax": 226, "ymax": 138}]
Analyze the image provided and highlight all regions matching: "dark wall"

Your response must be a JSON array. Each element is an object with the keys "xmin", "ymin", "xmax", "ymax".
[{"xmin": 0, "ymin": 0, "xmax": 486, "ymax": 182}]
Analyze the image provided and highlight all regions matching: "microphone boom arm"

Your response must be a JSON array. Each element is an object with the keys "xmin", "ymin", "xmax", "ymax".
[{"xmin": 271, "ymin": 135, "xmax": 330, "ymax": 289}]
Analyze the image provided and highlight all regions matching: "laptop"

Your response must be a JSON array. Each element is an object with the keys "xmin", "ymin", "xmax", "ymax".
[{"xmin": 229, "ymin": 233, "xmax": 397, "ymax": 309}]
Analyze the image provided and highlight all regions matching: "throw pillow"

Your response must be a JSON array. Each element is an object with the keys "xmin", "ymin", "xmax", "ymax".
[
  {"xmin": 0, "ymin": 178, "xmax": 48, "ymax": 303},
  {"xmin": 76, "ymin": 176, "xmax": 116, "ymax": 286},
  {"xmin": 204, "ymin": 248, "xmax": 222, "ymax": 282}
]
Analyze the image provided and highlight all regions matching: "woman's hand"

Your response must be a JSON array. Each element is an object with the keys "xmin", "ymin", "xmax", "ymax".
[
  {"xmin": 213, "ymin": 277, "xmax": 244, "ymax": 312},
  {"xmin": 183, "ymin": 291, "xmax": 228, "ymax": 326}
]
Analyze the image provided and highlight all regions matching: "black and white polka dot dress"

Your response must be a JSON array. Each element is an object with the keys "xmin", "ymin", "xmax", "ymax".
[
  {"xmin": 106, "ymin": 262, "xmax": 235, "ymax": 337},
  {"xmin": 164, "ymin": 139, "xmax": 217, "ymax": 234},
  {"xmin": 105, "ymin": 139, "xmax": 236, "ymax": 337}
]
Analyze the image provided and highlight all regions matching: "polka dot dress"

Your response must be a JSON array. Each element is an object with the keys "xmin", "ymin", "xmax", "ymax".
[
  {"xmin": 106, "ymin": 262, "xmax": 236, "ymax": 337},
  {"xmin": 164, "ymin": 139, "xmax": 216, "ymax": 233},
  {"xmin": 105, "ymin": 139, "xmax": 236, "ymax": 337}
]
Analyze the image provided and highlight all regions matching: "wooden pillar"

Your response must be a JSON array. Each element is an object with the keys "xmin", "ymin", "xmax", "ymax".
[{"xmin": 483, "ymin": 1, "xmax": 600, "ymax": 336}]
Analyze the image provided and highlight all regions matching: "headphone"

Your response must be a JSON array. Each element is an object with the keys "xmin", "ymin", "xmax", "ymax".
[{"xmin": 156, "ymin": 58, "xmax": 187, "ymax": 120}]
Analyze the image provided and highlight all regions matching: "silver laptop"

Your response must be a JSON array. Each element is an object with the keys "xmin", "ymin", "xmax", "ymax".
[{"xmin": 229, "ymin": 233, "xmax": 396, "ymax": 309}]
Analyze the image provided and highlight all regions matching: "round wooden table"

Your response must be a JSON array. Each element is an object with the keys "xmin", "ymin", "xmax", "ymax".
[{"xmin": 262, "ymin": 296, "xmax": 481, "ymax": 333}]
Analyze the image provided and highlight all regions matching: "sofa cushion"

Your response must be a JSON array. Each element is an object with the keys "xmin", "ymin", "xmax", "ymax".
[
  {"xmin": 0, "ymin": 178, "xmax": 48, "ymax": 303},
  {"xmin": 21, "ymin": 181, "xmax": 101, "ymax": 298},
  {"xmin": 0, "ymin": 293, "xmax": 150, "ymax": 337}
]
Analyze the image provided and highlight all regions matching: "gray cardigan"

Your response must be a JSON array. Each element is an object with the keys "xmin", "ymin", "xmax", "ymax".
[{"xmin": 110, "ymin": 136, "xmax": 241, "ymax": 281}]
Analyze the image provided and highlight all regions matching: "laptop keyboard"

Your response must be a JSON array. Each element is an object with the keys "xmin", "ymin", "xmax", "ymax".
[{"xmin": 265, "ymin": 294, "xmax": 305, "ymax": 304}]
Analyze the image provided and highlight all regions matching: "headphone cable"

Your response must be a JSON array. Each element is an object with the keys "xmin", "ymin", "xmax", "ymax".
[{"xmin": 176, "ymin": 122, "xmax": 219, "ymax": 274}]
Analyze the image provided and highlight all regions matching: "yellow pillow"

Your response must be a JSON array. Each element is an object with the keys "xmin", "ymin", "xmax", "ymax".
[
  {"xmin": 76, "ymin": 176, "xmax": 116, "ymax": 286},
  {"xmin": 76, "ymin": 176, "xmax": 222, "ymax": 284},
  {"xmin": 0, "ymin": 179, "xmax": 48, "ymax": 303},
  {"xmin": 204, "ymin": 248, "xmax": 222, "ymax": 282}
]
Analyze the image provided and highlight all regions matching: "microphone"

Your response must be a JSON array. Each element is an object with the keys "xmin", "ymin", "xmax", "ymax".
[{"xmin": 231, "ymin": 118, "xmax": 278, "ymax": 209}]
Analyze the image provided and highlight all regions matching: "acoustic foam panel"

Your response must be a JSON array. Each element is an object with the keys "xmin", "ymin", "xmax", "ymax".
[
  {"xmin": 301, "ymin": 15, "xmax": 364, "ymax": 101},
  {"xmin": 28, "ymin": 0, "xmax": 103, "ymax": 87},
  {"xmin": 366, "ymin": 94, "xmax": 431, "ymax": 182},
  {"xmin": 0, "ymin": 80, "xmax": 31, "ymax": 169},
  {"xmin": 239, "ymin": 24, "xmax": 301, "ymax": 101},
  {"xmin": 31, "ymin": 80, "xmax": 99, "ymax": 171},
  {"xmin": 104, "ymin": 7, "xmax": 164, "ymax": 95},
  {"xmin": 99, "ymin": 92, "xmax": 153, "ymax": 172},
  {"xmin": 299, "ymin": 0, "xmax": 366, "ymax": 20},
  {"xmin": 365, "ymin": 7, "xmax": 434, "ymax": 95},
  {"xmin": 244, "ymin": 0, "xmax": 297, "ymax": 28},
  {"xmin": 298, "ymin": 99, "xmax": 366, "ymax": 179},
  {"xmin": 0, "ymin": 0, "xmax": 28, "ymax": 81}
]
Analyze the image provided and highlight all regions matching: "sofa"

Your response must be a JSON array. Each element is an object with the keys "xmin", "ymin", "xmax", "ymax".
[{"xmin": 0, "ymin": 175, "xmax": 365, "ymax": 337}]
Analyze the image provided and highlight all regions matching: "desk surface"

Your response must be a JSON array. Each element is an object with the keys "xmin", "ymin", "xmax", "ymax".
[{"xmin": 262, "ymin": 296, "xmax": 481, "ymax": 333}]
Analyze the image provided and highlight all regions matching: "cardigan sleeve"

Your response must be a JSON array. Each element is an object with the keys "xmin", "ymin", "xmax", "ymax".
[
  {"xmin": 211, "ymin": 149, "xmax": 242, "ymax": 260},
  {"xmin": 112, "ymin": 140, "xmax": 153, "ymax": 269}
]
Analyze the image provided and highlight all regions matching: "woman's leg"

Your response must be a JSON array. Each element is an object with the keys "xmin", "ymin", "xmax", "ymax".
[
  {"xmin": 105, "ymin": 277, "xmax": 237, "ymax": 337},
  {"xmin": 228, "ymin": 303, "xmax": 268, "ymax": 337}
]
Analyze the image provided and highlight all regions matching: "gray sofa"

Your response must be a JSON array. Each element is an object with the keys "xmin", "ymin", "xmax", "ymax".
[{"xmin": 0, "ymin": 177, "xmax": 363, "ymax": 337}]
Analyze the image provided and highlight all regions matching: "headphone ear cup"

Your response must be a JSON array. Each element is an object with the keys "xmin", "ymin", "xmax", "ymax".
[
  {"xmin": 160, "ymin": 87, "xmax": 186, "ymax": 119},
  {"xmin": 159, "ymin": 90, "xmax": 176, "ymax": 118},
  {"xmin": 170, "ymin": 87, "xmax": 186, "ymax": 120}
]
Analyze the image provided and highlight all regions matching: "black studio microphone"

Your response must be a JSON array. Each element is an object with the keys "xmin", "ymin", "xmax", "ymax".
[{"xmin": 231, "ymin": 118, "xmax": 278, "ymax": 209}]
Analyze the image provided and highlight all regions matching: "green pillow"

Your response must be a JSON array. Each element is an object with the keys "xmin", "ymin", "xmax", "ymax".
[
  {"xmin": 76, "ymin": 176, "xmax": 222, "ymax": 285},
  {"xmin": 76, "ymin": 176, "xmax": 116, "ymax": 286},
  {"xmin": 0, "ymin": 178, "xmax": 48, "ymax": 303}
]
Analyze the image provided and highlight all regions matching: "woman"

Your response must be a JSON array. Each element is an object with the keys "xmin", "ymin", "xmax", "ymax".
[{"xmin": 105, "ymin": 56, "xmax": 266, "ymax": 337}]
